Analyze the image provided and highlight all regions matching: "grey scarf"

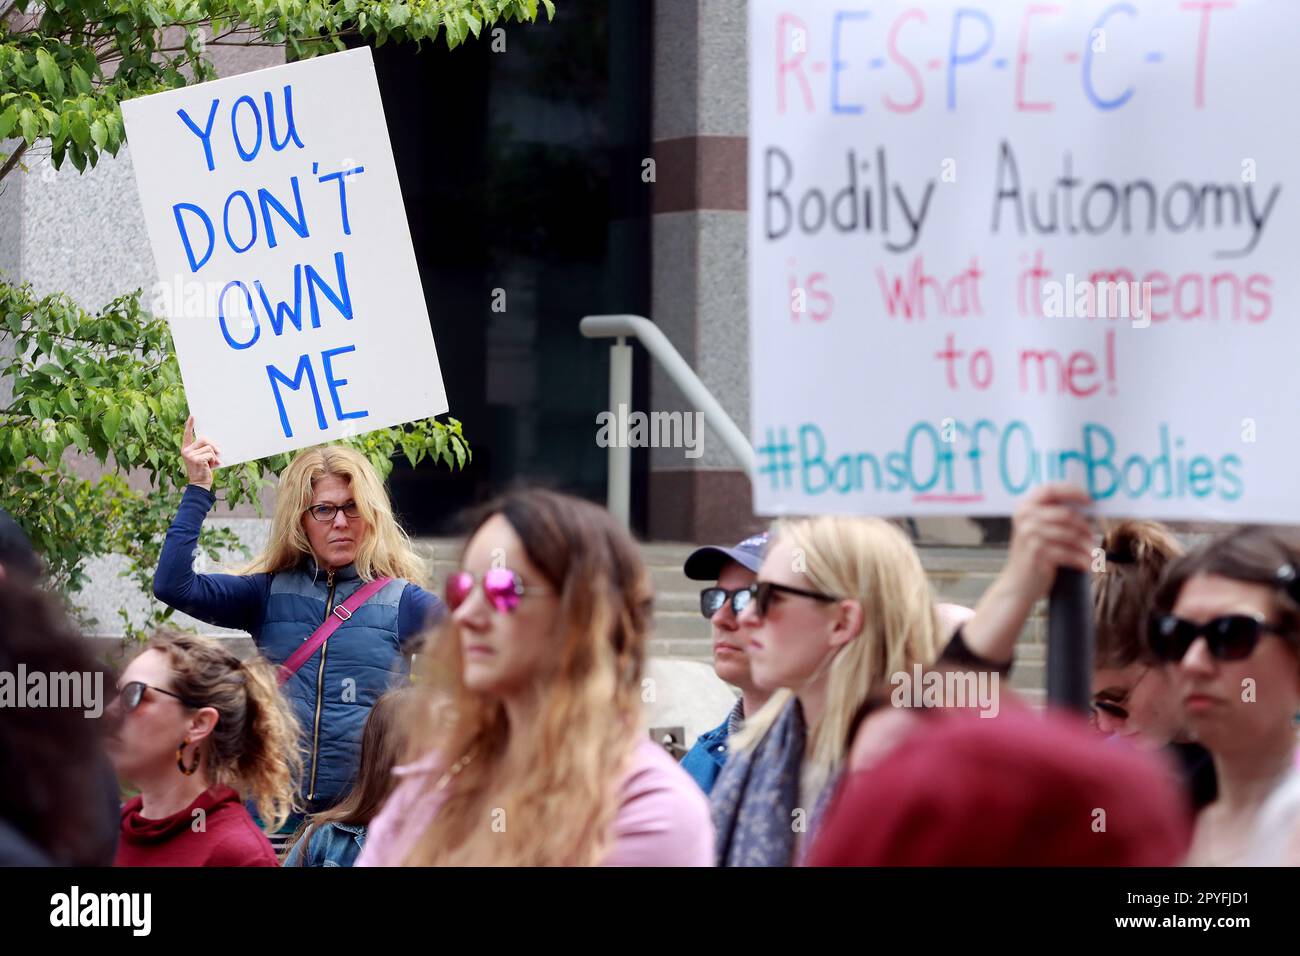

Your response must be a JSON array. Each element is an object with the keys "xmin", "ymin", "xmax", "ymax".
[{"xmin": 710, "ymin": 697, "xmax": 835, "ymax": 866}]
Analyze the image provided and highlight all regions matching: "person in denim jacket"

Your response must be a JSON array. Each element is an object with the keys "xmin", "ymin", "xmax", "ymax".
[
  {"xmin": 678, "ymin": 533, "xmax": 772, "ymax": 794},
  {"xmin": 283, "ymin": 690, "xmax": 408, "ymax": 867},
  {"xmin": 283, "ymin": 820, "xmax": 367, "ymax": 868}
]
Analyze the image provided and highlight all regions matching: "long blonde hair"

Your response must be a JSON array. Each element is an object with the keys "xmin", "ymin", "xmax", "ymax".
[
  {"xmin": 735, "ymin": 516, "xmax": 942, "ymax": 792},
  {"xmin": 148, "ymin": 631, "xmax": 302, "ymax": 831},
  {"xmin": 402, "ymin": 489, "xmax": 652, "ymax": 866},
  {"xmin": 237, "ymin": 445, "xmax": 428, "ymax": 585}
]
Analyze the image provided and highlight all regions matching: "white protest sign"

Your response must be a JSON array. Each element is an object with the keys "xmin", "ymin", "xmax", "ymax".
[
  {"xmin": 749, "ymin": 0, "xmax": 1294, "ymax": 521},
  {"xmin": 122, "ymin": 47, "xmax": 447, "ymax": 467}
]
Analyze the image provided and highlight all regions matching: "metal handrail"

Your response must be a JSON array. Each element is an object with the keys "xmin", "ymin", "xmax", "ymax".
[{"xmin": 580, "ymin": 313, "xmax": 755, "ymax": 526}]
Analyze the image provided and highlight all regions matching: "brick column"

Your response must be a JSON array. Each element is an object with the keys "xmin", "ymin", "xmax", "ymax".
[{"xmin": 647, "ymin": 0, "xmax": 758, "ymax": 543}]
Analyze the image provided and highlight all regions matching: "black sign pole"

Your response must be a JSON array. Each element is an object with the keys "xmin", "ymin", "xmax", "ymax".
[{"xmin": 1046, "ymin": 568, "xmax": 1094, "ymax": 715}]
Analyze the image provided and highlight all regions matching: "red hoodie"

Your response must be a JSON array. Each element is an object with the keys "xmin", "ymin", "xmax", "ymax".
[{"xmin": 114, "ymin": 786, "xmax": 278, "ymax": 867}]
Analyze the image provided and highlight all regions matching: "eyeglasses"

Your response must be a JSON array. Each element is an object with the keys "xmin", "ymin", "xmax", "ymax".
[
  {"xmin": 115, "ymin": 681, "xmax": 199, "ymax": 713},
  {"xmin": 743, "ymin": 580, "xmax": 839, "ymax": 620},
  {"xmin": 304, "ymin": 501, "xmax": 361, "ymax": 523},
  {"xmin": 1148, "ymin": 613, "xmax": 1287, "ymax": 663},
  {"xmin": 445, "ymin": 568, "xmax": 549, "ymax": 614},
  {"xmin": 700, "ymin": 586, "xmax": 754, "ymax": 620}
]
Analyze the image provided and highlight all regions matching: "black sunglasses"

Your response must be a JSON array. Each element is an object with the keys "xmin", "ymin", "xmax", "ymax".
[
  {"xmin": 744, "ymin": 580, "xmax": 839, "ymax": 620},
  {"xmin": 700, "ymin": 586, "xmax": 754, "ymax": 619},
  {"xmin": 1148, "ymin": 613, "xmax": 1286, "ymax": 663},
  {"xmin": 115, "ymin": 681, "xmax": 200, "ymax": 713},
  {"xmin": 304, "ymin": 501, "xmax": 361, "ymax": 523}
]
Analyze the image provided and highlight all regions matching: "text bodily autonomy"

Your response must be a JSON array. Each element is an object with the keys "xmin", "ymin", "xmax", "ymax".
[
  {"xmin": 763, "ymin": 141, "xmax": 1281, "ymax": 260},
  {"xmin": 168, "ymin": 85, "xmax": 370, "ymax": 439}
]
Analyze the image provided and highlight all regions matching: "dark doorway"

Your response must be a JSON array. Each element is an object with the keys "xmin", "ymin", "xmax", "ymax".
[{"xmin": 355, "ymin": 3, "xmax": 653, "ymax": 535}]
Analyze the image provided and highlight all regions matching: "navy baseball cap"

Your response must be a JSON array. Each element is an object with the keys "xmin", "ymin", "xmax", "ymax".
[{"xmin": 683, "ymin": 532, "xmax": 769, "ymax": 581}]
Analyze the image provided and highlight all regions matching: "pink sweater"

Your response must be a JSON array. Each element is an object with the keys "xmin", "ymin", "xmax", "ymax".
[{"xmin": 357, "ymin": 737, "xmax": 714, "ymax": 866}]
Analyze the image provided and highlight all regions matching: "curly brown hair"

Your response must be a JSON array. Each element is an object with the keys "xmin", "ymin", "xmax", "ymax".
[{"xmin": 147, "ymin": 632, "xmax": 303, "ymax": 830}]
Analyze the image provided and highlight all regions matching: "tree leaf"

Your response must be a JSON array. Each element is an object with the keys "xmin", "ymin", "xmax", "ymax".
[
  {"xmin": 36, "ymin": 48, "xmax": 64, "ymax": 102},
  {"xmin": 18, "ymin": 108, "xmax": 38, "ymax": 143},
  {"xmin": 0, "ymin": 106, "xmax": 16, "ymax": 140},
  {"xmin": 102, "ymin": 405, "xmax": 121, "ymax": 441},
  {"xmin": 65, "ymin": 423, "xmax": 88, "ymax": 453},
  {"xmin": 90, "ymin": 118, "xmax": 107, "ymax": 150},
  {"xmin": 70, "ymin": 113, "xmax": 90, "ymax": 150},
  {"xmin": 70, "ymin": 63, "xmax": 92, "ymax": 96},
  {"xmin": 44, "ymin": 433, "xmax": 70, "ymax": 466},
  {"xmin": 128, "ymin": 403, "xmax": 149, "ymax": 437}
]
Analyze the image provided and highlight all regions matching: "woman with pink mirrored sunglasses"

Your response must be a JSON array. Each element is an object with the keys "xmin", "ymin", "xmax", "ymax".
[{"xmin": 358, "ymin": 488, "xmax": 713, "ymax": 866}]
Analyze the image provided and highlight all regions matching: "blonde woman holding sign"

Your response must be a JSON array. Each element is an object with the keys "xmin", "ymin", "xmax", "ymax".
[{"xmin": 152, "ymin": 417, "xmax": 445, "ymax": 831}]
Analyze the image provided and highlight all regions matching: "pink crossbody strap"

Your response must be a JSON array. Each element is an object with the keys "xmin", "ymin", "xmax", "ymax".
[{"xmin": 276, "ymin": 577, "xmax": 393, "ymax": 686}]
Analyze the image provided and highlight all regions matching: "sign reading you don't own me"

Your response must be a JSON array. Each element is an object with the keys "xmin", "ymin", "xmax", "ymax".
[
  {"xmin": 122, "ymin": 47, "xmax": 447, "ymax": 467},
  {"xmin": 749, "ymin": 0, "xmax": 1296, "ymax": 522}
]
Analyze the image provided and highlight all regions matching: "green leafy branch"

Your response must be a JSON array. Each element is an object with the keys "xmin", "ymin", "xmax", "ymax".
[{"xmin": 0, "ymin": 0, "xmax": 556, "ymax": 181}]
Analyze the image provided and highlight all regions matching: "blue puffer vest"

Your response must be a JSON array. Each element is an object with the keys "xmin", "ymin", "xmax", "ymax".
[{"xmin": 260, "ymin": 558, "xmax": 410, "ymax": 811}]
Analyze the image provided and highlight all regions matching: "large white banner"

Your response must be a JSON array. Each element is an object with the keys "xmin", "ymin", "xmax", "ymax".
[
  {"xmin": 122, "ymin": 47, "xmax": 447, "ymax": 467},
  {"xmin": 749, "ymin": 0, "xmax": 1295, "ymax": 521}
]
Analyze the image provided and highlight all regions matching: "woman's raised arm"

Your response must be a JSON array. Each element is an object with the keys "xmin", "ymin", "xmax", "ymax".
[{"xmin": 152, "ymin": 416, "xmax": 268, "ymax": 633}]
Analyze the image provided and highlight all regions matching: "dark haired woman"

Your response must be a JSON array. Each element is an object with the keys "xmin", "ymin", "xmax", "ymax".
[{"xmin": 1148, "ymin": 526, "xmax": 1300, "ymax": 865}]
